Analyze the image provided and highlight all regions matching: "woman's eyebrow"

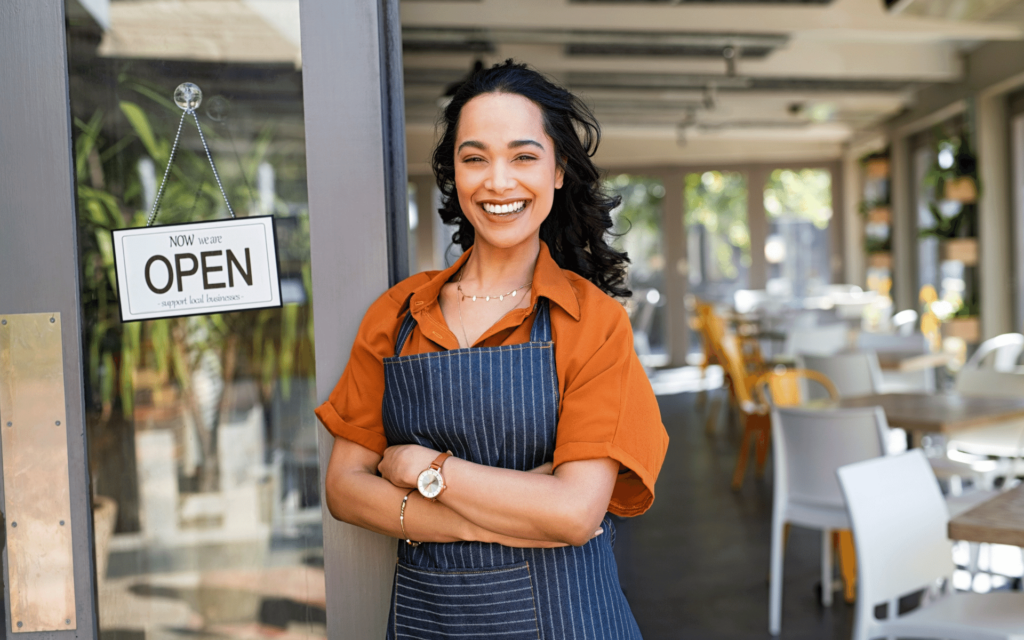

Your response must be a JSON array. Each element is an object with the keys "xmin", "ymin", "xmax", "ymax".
[
  {"xmin": 457, "ymin": 140, "xmax": 486, "ymax": 153},
  {"xmin": 457, "ymin": 139, "xmax": 545, "ymax": 153},
  {"xmin": 509, "ymin": 139, "xmax": 544, "ymax": 151}
]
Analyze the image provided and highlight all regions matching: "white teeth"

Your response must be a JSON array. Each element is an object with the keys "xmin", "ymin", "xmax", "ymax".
[{"xmin": 483, "ymin": 201, "xmax": 525, "ymax": 215}]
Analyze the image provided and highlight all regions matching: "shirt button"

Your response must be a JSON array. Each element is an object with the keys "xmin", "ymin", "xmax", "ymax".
[{"xmin": 414, "ymin": 301, "xmax": 424, "ymax": 306}]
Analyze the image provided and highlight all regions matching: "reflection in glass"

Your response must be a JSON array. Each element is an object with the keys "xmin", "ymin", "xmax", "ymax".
[
  {"xmin": 684, "ymin": 171, "xmax": 749, "ymax": 302},
  {"xmin": 606, "ymin": 174, "xmax": 667, "ymax": 366},
  {"xmin": 67, "ymin": 1, "xmax": 325, "ymax": 637},
  {"xmin": 763, "ymin": 168, "xmax": 832, "ymax": 298}
]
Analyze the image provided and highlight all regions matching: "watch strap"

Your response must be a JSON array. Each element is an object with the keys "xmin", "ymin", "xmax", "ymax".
[{"xmin": 431, "ymin": 450, "xmax": 454, "ymax": 472}]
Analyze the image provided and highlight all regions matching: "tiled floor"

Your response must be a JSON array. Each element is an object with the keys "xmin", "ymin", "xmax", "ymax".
[{"xmin": 619, "ymin": 389, "xmax": 856, "ymax": 640}]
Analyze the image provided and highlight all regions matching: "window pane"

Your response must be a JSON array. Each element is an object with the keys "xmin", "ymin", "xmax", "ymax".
[
  {"xmin": 763, "ymin": 168, "xmax": 832, "ymax": 298},
  {"xmin": 684, "ymin": 171, "xmax": 749, "ymax": 302},
  {"xmin": 606, "ymin": 174, "xmax": 667, "ymax": 366},
  {"xmin": 66, "ymin": 2, "xmax": 325, "ymax": 636}
]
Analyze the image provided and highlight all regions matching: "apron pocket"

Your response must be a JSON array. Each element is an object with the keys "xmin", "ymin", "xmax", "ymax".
[{"xmin": 392, "ymin": 560, "xmax": 541, "ymax": 640}]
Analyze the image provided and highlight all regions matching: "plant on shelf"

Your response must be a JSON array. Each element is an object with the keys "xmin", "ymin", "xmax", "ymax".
[
  {"xmin": 915, "ymin": 124, "xmax": 981, "ymax": 342},
  {"xmin": 920, "ymin": 129, "xmax": 978, "ymax": 240},
  {"xmin": 859, "ymin": 151, "xmax": 892, "ymax": 276}
]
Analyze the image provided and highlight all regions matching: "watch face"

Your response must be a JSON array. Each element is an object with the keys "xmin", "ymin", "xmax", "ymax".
[{"xmin": 418, "ymin": 468, "xmax": 443, "ymax": 499}]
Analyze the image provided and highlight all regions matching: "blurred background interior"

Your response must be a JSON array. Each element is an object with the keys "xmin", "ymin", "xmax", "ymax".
[{"xmin": 60, "ymin": 0, "xmax": 1024, "ymax": 638}]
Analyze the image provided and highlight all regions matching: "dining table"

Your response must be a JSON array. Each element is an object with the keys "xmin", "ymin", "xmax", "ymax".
[
  {"xmin": 948, "ymin": 484, "xmax": 1024, "ymax": 547},
  {"xmin": 873, "ymin": 351, "xmax": 955, "ymax": 373},
  {"xmin": 836, "ymin": 392, "xmax": 1024, "ymax": 435}
]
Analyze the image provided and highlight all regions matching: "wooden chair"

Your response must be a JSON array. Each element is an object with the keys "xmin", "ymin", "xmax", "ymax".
[
  {"xmin": 718, "ymin": 334, "xmax": 772, "ymax": 489},
  {"xmin": 754, "ymin": 367, "xmax": 838, "ymax": 408},
  {"xmin": 698, "ymin": 303, "xmax": 767, "ymax": 435}
]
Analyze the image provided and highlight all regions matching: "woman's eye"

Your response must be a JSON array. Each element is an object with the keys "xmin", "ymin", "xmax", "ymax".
[
  {"xmin": 461, "ymin": 156, "xmax": 483, "ymax": 163},
  {"xmin": 515, "ymin": 155, "xmax": 537, "ymax": 162}
]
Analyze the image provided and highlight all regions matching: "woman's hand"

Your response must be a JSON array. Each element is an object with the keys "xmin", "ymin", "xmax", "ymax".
[{"xmin": 378, "ymin": 443, "xmax": 440, "ymax": 489}]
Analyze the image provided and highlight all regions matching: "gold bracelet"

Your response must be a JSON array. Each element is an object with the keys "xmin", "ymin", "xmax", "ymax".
[{"xmin": 400, "ymin": 489, "xmax": 420, "ymax": 547}]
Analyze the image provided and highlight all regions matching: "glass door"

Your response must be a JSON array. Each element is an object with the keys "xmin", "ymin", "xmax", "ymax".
[
  {"xmin": 684, "ymin": 170, "xmax": 750, "ymax": 304},
  {"xmin": 66, "ymin": 2, "xmax": 326, "ymax": 636},
  {"xmin": 762, "ymin": 168, "xmax": 834, "ymax": 299}
]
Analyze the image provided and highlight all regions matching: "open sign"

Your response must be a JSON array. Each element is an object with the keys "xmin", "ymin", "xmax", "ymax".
[{"xmin": 112, "ymin": 216, "xmax": 282, "ymax": 322}]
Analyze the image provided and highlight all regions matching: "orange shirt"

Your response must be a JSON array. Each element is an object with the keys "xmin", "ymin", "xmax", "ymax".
[{"xmin": 315, "ymin": 242, "xmax": 669, "ymax": 516}]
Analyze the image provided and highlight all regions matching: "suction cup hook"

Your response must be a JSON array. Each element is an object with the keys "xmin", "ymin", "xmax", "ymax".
[{"xmin": 174, "ymin": 83, "xmax": 203, "ymax": 111}]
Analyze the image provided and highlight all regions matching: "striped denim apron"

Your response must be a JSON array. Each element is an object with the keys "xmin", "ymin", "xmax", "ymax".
[{"xmin": 382, "ymin": 299, "xmax": 643, "ymax": 640}]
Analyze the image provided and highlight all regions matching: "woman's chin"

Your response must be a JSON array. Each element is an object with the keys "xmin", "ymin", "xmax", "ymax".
[{"xmin": 473, "ymin": 231, "xmax": 541, "ymax": 252}]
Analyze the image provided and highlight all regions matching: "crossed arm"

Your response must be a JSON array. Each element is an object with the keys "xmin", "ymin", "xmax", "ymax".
[{"xmin": 325, "ymin": 436, "xmax": 619, "ymax": 547}]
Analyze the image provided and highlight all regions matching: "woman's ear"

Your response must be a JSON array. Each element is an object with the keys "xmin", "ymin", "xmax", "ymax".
[{"xmin": 555, "ymin": 161, "xmax": 565, "ymax": 190}]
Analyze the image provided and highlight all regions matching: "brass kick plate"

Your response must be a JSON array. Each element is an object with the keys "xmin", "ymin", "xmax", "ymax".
[{"xmin": 0, "ymin": 313, "xmax": 77, "ymax": 632}]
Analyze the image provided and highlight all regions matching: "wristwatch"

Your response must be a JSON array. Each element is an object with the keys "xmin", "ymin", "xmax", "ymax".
[{"xmin": 417, "ymin": 451, "xmax": 454, "ymax": 501}]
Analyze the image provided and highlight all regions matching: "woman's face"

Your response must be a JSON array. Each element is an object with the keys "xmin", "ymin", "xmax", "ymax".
[{"xmin": 454, "ymin": 92, "xmax": 564, "ymax": 253}]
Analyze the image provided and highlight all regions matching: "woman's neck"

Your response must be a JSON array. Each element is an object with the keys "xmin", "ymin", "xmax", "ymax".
[{"xmin": 460, "ymin": 238, "xmax": 541, "ymax": 293}]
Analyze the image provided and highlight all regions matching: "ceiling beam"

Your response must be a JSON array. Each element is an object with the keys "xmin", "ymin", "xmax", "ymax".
[
  {"xmin": 400, "ymin": 0, "xmax": 1023, "ymax": 42},
  {"xmin": 401, "ymin": 36, "xmax": 963, "ymax": 81}
]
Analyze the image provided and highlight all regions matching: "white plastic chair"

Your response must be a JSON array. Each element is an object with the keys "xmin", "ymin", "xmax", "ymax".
[
  {"xmin": 784, "ymin": 323, "xmax": 849, "ymax": 357},
  {"xmin": 768, "ymin": 406, "xmax": 890, "ymax": 636},
  {"xmin": 856, "ymin": 331, "xmax": 929, "ymax": 353},
  {"xmin": 855, "ymin": 333, "xmax": 936, "ymax": 393},
  {"xmin": 799, "ymin": 352, "xmax": 884, "ymax": 399},
  {"xmin": 798, "ymin": 352, "xmax": 910, "ymax": 453},
  {"xmin": 951, "ymin": 368, "xmax": 1024, "ymax": 484},
  {"xmin": 964, "ymin": 333, "xmax": 1024, "ymax": 372},
  {"xmin": 892, "ymin": 309, "xmax": 920, "ymax": 335},
  {"xmin": 837, "ymin": 450, "xmax": 1024, "ymax": 640}
]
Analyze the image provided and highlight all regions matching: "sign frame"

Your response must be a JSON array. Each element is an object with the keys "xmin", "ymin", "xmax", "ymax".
[{"xmin": 111, "ymin": 215, "xmax": 284, "ymax": 323}]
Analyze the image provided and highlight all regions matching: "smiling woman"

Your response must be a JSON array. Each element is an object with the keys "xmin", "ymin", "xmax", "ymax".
[{"xmin": 317, "ymin": 61, "xmax": 669, "ymax": 640}]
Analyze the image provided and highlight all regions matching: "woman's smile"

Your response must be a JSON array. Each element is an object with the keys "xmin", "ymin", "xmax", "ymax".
[{"xmin": 479, "ymin": 200, "xmax": 528, "ymax": 216}]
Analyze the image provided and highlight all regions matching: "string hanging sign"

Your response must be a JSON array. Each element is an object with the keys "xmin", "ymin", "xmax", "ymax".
[{"xmin": 111, "ymin": 83, "xmax": 283, "ymax": 322}]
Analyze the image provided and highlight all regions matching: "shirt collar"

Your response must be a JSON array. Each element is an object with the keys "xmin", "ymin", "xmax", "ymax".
[{"xmin": 404, "ymin": 241, "xmax": 581, "ymax": 321}]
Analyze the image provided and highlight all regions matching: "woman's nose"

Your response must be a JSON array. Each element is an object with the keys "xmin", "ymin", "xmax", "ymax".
[{"xmin": 485, "ymin": 162, "xmax": 516, "ymax": 193}]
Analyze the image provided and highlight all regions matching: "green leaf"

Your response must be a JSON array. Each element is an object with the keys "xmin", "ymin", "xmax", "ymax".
[{"xmin": 120, "ymin": 101, "xmax": 166, "ymax": 162}]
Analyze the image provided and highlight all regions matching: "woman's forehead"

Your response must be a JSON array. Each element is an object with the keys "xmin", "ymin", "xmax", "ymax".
[{"xmin": 456, "ymin": 92, "xmax": 549, "ymax": 146}]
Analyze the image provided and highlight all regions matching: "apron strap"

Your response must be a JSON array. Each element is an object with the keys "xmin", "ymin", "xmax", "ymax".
[
  {"xmin": 530, "ymin": 298, "xmax": 552, "ymax": 343},
  {"xmin": 393, "ymin": 311, "xmax": 418, "ymax": 357}
]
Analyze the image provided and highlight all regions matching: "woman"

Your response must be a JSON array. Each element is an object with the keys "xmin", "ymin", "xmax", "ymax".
[{"xmin": 316, "ymin": 60, "xmax": 669, "ymax": 639}]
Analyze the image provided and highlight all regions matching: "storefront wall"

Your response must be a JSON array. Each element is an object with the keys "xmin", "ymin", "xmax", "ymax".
[{"xmin": 0, "ymin": 0, "xmax": 401, "ymax": 637}]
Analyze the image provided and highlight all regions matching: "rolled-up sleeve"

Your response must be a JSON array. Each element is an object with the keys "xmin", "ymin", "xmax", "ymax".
[
  {"xmin": 314, "ymin": 294, "xmax": 398, "ymax": 456},
  {"xmin": 552, "ymin": 302, "xmax": 669, "ymax": 517}
]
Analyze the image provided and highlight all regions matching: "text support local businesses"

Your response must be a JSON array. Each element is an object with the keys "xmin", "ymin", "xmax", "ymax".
[{"xmin": 112, "ymin": 217, "xmax": 282, "ymax": 322}]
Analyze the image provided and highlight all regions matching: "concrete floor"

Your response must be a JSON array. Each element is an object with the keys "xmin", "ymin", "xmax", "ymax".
[{"xmin": 619, "ymin": 389, "xmax": 855, "ymax": 640}]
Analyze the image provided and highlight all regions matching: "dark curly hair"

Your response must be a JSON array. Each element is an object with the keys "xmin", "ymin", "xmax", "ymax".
[{"xmin": 431, "ymin": 60, "xmax": 631, "ymax": 298}]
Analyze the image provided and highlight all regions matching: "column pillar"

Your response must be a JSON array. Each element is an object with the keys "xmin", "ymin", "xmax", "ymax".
[
  {"xmin": 890, "ymin": 137, "xmax": 916, "ymax": 313},
  {"xmin": 658, "ymin": 171, "xmax": 689, "ymax": 366},
  {"xmin": 747, "ymin": 166, "xmax": 769, "ymax": 290},
  {"xmin": 841, "ymin": 150, "xmax": 866, "ymax": 287},
  {"xmin": 976, "ymin": 92, "xmax": 1014, "ymax": 339}
]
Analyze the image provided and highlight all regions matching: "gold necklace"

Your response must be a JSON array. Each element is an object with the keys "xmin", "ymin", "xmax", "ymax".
[
  {"xmin": 456, "ymin": 281, "xmax": 532, "ymax": 302},
  {"xmin": 455, "ymin": 267, "xmax": 532, "ymax": 348}
]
